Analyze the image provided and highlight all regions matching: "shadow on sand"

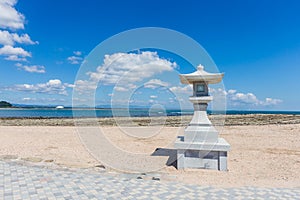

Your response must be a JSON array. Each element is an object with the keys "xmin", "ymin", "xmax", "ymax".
[{"xmin": 151, "ymin": 148, "xmax": 177, "ymax": 168}]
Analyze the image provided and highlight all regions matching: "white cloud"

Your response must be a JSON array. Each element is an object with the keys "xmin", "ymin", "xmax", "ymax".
[
  {"xmin": 4, "ymin": 54, "xmax": 26, "ymax": 61},
  {"xmin": 144, "ymin": 79, "xmax": 170, "ymax": 89},
  {"xmin": 67, "ymin": 51, "xmax": 83, "ymax": 64},
  {"xmin": 12, "ymin": 32, "xmax": 37, "ymax": 44},
  {"xmin": 225, "ymin": 89, "xmax": 282, "ymax": 106},
  {"xmin": 22, "ymin": 97, "xmax": 35, "ymax": 101},
  {"xmin": 110, "ymin": 98, "xmax": 134, "ymax": 105},
  {"xmin": 17, "ymin": 64, "xmax": 46, "ymax": 73},
  {"xmin": 114, "ymin": 86, "xmax": 128, "ymax": 92},
  {"xmin": 0, "ymin": 0, "xmax": 25, "ymax": 30},
  {"xmin": 114, "ymin": 83, "xmax": 137, "ymax": 92},
  {"xmin": 14, "ymin": 62, "xmax": 47, "ymax": 73},
  {"xmin": 88, "ymin": 51, "xmax": 177, "ymax": 85},
  {"xmin": 0, "ymin": 45, "xmax": 31, "ymax": 57},
  {"xmin": 0, "ymin": 1, "xmax": 38, "ymax": 64},
  {"xmin": 263, "ymin": 98, "xmax": 283, "ymax": 106},
  {"xmin": 0, "ymin": 30, "xmax": 37, "ymax": 45},
  {"xmin": 228, "ymin": 89, "xmax": 236, "ymax": 94},
  {"xmin": 150, "ymin": 95, "xmax": 157, "ymax": 99},
  {"xmin": 169, "ymin": 85, "xmax": 192, "ymax": 94},
  {"xmin": 67, "ymin": 55, "xmax": 83, "ymax": 64},
  {"xmin": 231, "ymin": 92, "xmax": 258, "ymax": 104},
  {"xmin": 73, "ymin": 80, "xmax": 97, "ymax": 93},
  {"xmin": 73, "ymin": 51, "xmax": 82, "ymax": 56},
  {"xmin": 9, "ymin": 79, "xmax": 72, "ymax": 95},
  {"xmin": 74, "ymin": 51, "xmax": 176, "ymax": 93},
  {"xmin": 21, "ymin": 97, "xmax": 66, "ymax": 103},
  {"xmin": 14, "ymin": 62, "xmax": 21, "ymax": 67},
  {"xmin": 168, "ymin": 86, "xmax": 282, "ymax": 108},
  {"xmin": 209, "ymin": 87, "xmax": 227, "ymax": 96}
]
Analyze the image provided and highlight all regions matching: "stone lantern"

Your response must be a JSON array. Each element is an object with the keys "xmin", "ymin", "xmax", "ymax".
[{"xmin": 174, "ymin": 64, "xmax": 230, "ymax": 171}]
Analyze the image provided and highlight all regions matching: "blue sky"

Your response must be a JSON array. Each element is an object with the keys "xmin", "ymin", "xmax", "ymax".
[{"xmin": 0, "ymin": 0, "xmax": 299, "ymax": 110}]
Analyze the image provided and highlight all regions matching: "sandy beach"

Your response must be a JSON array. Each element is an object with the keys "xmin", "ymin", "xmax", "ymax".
[{"xmin": 0, "ymin": 114, "xmax": 299, "ymax": 188}]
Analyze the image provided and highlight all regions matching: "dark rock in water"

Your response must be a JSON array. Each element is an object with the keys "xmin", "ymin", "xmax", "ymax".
[
  {"xmin": 95, "ymin": 164, "xmax": 106, "ymax": 169},
  {"xmin": 44, "ymin": 159, "xmax": 54, "ymax": 163},
  {"xmin": 136, "ymin": 176, "xmax": 143, "ymax": 179},
  {"xmin": 152, "ymin": 177, "xmax": 160, "ymax": 181}
]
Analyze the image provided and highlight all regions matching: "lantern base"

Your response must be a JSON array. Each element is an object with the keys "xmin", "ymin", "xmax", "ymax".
[{"xmin": 174, "ymin": 136, "xmax": 230, "ymax": 171}]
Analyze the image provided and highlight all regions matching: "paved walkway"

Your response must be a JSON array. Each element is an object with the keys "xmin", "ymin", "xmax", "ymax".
[{"xmin": 0, "ymin": 161, "xmax": 299, "ymax": 200}]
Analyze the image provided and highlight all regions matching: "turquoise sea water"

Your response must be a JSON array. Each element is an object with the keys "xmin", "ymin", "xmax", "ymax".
[
  {"xmin": 0, "ymin": 108, "xmax": 299, "ymax": 118},
  {"xmin": 0, "ymin": 108, "xmax": 191, "ymax": 118}
]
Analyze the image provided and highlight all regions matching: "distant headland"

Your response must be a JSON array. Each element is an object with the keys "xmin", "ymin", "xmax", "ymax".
[{"xmin": 0, "ymin": 101, "xmax": 12, "ymax": 108}]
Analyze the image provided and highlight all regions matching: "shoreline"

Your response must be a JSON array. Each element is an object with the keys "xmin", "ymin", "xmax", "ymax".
[{"xmin": 1, "ymin": 114, "xmax": 300, "ymax": 126}]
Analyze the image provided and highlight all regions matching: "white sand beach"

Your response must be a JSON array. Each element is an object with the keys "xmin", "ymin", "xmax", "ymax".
[{"xmin": 0, "ymin": 117, "xmax": 299, "ymax": 188}]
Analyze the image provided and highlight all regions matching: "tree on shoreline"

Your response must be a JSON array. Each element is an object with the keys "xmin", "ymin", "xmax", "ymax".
[{"xmin": 0, "ymin": 101, "xmax": 12, "ymax": 108}]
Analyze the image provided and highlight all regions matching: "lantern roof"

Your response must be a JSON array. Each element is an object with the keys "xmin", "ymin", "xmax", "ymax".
[{"xmin": 179, "ymin": 64, "xmax": 224, "ymax": 84}]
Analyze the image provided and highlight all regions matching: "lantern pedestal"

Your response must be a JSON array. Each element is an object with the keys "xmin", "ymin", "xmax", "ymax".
[{"xmin": 174, "ymin": 137, "xmax": 230, "ymax": 171}]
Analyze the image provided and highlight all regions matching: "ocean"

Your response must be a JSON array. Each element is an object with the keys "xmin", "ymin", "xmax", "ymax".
[{"xmin": 0, "ymin": 108, "xmax": 299, "ymax": 118}]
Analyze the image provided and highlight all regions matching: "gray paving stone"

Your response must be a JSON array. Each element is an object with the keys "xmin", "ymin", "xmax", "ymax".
[{"xmin": 0, "ymin": 161, "xmax": 300, "ymax": 199}]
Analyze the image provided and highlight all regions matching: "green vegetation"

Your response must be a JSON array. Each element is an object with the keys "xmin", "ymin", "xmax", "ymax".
[{"xmin": 0, "ymin": 101, "xmax": 12, "ymax": 108}]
